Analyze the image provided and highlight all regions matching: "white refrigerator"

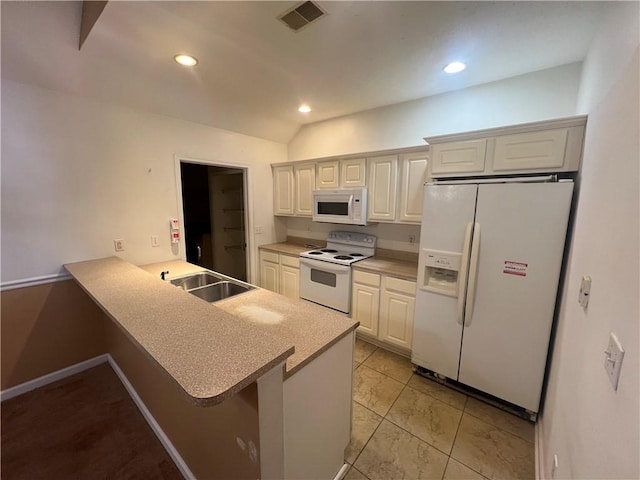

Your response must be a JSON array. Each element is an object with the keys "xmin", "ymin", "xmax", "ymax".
[{"xmin": 411, "ymin": 179, "xmax": 573, "ymax": 414}]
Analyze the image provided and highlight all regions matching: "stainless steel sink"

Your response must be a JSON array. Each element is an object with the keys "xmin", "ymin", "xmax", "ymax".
[
  {"xmin": 170, "ymin": 272, "xmax": 224, "ymax": 290},
  {"xmin": 189, "ymin": 281, "xmax": 254, "ymax": 302}
]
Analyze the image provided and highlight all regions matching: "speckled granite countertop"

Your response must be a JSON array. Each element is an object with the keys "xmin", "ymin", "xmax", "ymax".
[
  {"xmin": 142, "ymin": 260, "xmax": 358, "ymax": 379},
  {"xmin": 352, "ymin": 256, "xmax": 418, "ymax": 281},
  {"xmin": 65, "ymin": 256, "xmax": 357, "ymax": 406},
  {"xmin": 261, "ymin": 242, "xmax": 419, "ymax": 280},
  {"xmin": 258, "ymin": 242, "xmax": 317, "ymax": 256}
]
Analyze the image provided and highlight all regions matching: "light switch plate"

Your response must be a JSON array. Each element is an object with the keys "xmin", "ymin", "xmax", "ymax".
[{"xmin": 604, "ymin": 332, "xmax": 624, "ymax": 390}]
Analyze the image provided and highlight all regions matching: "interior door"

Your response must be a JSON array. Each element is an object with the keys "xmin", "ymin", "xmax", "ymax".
[
  {"xmin": 411, "ymin": 184, "xmax": 478, "ymax": 379},
  {"xmin": 458, "ymin": 181, "xmax": 573, "ymax": 411}
]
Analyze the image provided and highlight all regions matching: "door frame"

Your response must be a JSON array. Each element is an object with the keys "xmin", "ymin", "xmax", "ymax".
[{"xmin": 174, "ymin": 155, "xmax": 254, "ymax": 284}]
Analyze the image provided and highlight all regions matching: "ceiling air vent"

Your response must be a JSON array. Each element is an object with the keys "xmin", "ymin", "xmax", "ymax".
[{"xmin": 278, "ymin": 1, "xmax": 326, "ymax": 32}]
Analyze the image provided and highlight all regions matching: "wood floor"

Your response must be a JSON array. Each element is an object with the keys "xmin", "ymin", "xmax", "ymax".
[{"xmin": 1, "ymin": 362, "xmax": 183, "ymax": 480}]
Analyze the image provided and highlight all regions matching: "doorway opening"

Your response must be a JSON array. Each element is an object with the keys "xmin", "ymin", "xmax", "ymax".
[{"xmin": 180, "ymin": 162, "xmax": 248, "ymax": 281}]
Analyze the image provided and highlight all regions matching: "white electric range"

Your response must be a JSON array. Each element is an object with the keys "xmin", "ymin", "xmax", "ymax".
[{"xmin": 299, "ymin": 231, "xmax": 377, "ymax": 313}]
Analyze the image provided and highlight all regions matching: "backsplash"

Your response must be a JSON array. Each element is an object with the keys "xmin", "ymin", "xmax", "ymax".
[{"xmin": 284, "ymin": 217, "xmax": 421, "ymax": 254}]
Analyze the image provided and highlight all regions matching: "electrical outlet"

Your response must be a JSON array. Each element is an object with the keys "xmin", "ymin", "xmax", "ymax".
[
  {"xmin": 151, "ymin": 235, "xmax": 160, "ymax": 247},
  {"xmin": 254, "ymin": 225, "xmax": 263, "ymax": 234},
  {"xmin": 409, "ymin": 235, "xmax": 416, "ymax": 244},
  {"xmin": 114, "ymin": 239, "xmax": 125, "ymax": 252}
]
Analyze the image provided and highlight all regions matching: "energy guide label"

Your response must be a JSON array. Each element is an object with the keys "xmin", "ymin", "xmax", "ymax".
[{"xmin": 504, "ymin": 261, "xmax": 527, "ymax": 277}]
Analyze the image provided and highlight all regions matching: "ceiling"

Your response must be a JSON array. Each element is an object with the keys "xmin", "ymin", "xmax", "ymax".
[{"xmin": 1, "ymin": 1, "xmax": 610, "ymax": 143}]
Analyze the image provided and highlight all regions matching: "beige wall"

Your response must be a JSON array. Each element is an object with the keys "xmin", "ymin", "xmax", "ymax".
[
  {"xmin": 105, "ymin": 318, "xmax": 261, "ymax": 480},
  {"xmin": 540, "ymin": 4, "xmax": 639, "ymax": 479},
  {"xmin": 288, "ymin": 63, "xmax": 582, "ymax": 161},
  {"xmin": 1, "ymin": 280, "xmax": 106, "ymax": 390},
  {"xmin": 1, "ymin": 80, "xmax": 287, "ymax": 286}
]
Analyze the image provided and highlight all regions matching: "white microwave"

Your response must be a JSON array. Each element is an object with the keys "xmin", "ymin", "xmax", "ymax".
[{"xmin": 312, "ymin": 188, "xmax": 368, "ymax": 225}]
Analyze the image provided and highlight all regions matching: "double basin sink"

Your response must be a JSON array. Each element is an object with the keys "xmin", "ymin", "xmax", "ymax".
[{"xmin": 168, "ymin": 272, "xmax": 254, "ymax": 303}]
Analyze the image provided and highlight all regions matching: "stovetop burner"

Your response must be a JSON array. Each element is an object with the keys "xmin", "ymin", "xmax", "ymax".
[{"xmin": 299, "ymin": 231, "xmax": 377, "ymax": 266}]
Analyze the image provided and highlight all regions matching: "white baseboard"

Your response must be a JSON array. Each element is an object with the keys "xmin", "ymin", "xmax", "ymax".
[
  {"xmin": 106, "ymin": 357, "xmax": 196, "ymax": 480},
  {"xmin": 1, "ymin": 354, "xmax": 195, "ymax": 480},
  {"xmin": 333, "ymin": 463, "xmax": 349, "ymax": 480},
  {"xmin": 535, "ymin": 418, "xmax": 544, "ymax": 480},
  {"xmin": 0, "ymin": 354, "xmax": 109, "ymax": 401}
]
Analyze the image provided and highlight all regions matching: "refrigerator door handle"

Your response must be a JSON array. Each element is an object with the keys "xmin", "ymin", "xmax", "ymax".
[
  {"xmin": 456, "ymin": 222, "xmax": 474, "ymax": 325},
  {"xmin": 464, "ymin": 222, "xmax": 481, "ymax": 327}
]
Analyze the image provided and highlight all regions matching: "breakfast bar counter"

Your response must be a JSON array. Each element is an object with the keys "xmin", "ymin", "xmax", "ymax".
[{"xmin": 65, "ymin": 256, "xmax": 358, "ymax": 406}]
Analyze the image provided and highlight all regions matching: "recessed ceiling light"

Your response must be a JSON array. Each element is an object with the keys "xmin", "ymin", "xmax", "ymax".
[
  {"xmin": 298, "ymin": 105, "xmax": 311, "ymax": 113},
  {"xmin": 174, "ymin": 54, "xmax": 198, "ymax": 66},
  {"xmin": 443, "ymin": 61, "xmax": 466, "ymax": 74}
]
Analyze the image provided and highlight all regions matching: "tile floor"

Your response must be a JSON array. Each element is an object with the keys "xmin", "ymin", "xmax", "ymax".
[{"xmin": 345, "ymin": 338, "xmax": 535, "ymax": 480}]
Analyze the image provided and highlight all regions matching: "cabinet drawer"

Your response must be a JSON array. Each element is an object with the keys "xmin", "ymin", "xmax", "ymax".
[
  {"xmin": 280, "ymin": 254, "xmax": 300, "ymax": 268},
  {"xmin": 260, "ymin": 250, "xmax": 280, "ymax": 263},
  {"xmin": 384, "ymin": 276, "xmax": 416, "ymax": 295},
  {"xmin": 353, "ymin": 270, "xmax": 381, "ymax": 287}
]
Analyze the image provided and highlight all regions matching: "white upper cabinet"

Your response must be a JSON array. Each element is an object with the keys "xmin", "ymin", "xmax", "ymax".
[
  {"xmin": 426, "ymin": 116, "xmax": 586, "ymax": 178},
  {"xmin": 273, "ymin": 165, "xmax": 295, "ymax": 216},
  {"xmin": 492, "ymin": 129, "xmax": 567, "ymax": 172},
  {"xmin": 294, "ymin": 164, "xmax": 315, "ymax": 216},
  {"xmin": 398, "ymin": 151, "xmax": 429, "ymax": 223},
  {"xmin": 367, "ymin": 155, "xmax": 398, "ymax": 222},
  {"xmin": 316, "ymin": 160, "xmax": 340, "ymax": 189},
  {"xmin": 340, "ymin": 158, "xmax": 366, "ymax": 187},
  {"xmin": 430, "ymin": 139, "xmax": 487, "ymax": 175}
]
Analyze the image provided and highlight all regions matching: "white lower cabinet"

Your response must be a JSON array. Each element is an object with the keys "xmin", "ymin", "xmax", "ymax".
[
  {"xmin": 379, "ymin": 276, "xmax": 416, "ymax": 350},
  {"xmin": 259, "ymin": 249, "xmax": 300, "ymax": 299},
  {"xmin": 351, "ymin": 269, "xmax": 416, "ymax": 352},
  {"xmin": 351, "ymin": 270, "xmax": 381, "ymax": 337},
  {"xmin": 280, "ymin": 257, "xmax": 300, "ymax": 299}
]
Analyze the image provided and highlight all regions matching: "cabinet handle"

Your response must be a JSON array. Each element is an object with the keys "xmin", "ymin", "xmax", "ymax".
[
  {"xmin": 457, "ymin": 223, "xmax": 473, "ymax": 325},
  {"xmin": 464, "ymin": 223, "xmax": 481, "ymax": 327}
]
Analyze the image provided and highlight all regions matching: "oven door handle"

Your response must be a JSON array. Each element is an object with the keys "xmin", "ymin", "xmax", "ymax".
[{"xmin": 300, "ymin": 257, "xmax": 350, "ymax": 273}]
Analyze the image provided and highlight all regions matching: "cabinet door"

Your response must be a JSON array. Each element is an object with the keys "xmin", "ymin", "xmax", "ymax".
[
  {"xmin": 341, "ymin": 158, "xmax": 366, "ymax": 187},
  {"xmin": 492, "ymin": 129, "xmax": 568, "ymax": 172},
  {"xmin": 261, "ymin": 260, "xmax": 279, "ymax": 293},
  {"xmin": 352, "ymin": 282, "xmax": 380, "ymax": 337},
  {"xmin": 398, "ymin": 151, "xmax": 428, "ymax": 223},
  {"xmin": 280, "ymin": 265, "xmax": 300, "ymax": 299},
  {"xmin": 316, "ymin": 160, "xmax": 340, "ymax": 189},
  {"xmin": 273, "ymin": 166, "xmax": 295, "ymax": 216},
  {"xmin": 294, "ymin": 164, "xmax": 315, "ymax": 216},
  {"xmin": 379, "ymin": 277, "xmax": 416, "ymax": 350},
  {"xmin": 430, "ymin": 139, "xmax": 487, "ymax": 176},
  {"xmin": 367, "ymin": 155, "xmax": 398, "ymax": 222}
]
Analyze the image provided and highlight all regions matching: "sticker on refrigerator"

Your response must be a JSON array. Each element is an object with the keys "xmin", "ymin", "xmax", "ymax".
[{"xmin": 504, "ymin": 261, "xmax": 527, "ymax": 277}]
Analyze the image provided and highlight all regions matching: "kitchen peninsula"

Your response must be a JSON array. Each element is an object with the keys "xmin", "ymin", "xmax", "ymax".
[{"xmin": 64, "ymin": 256, "xmax": 358, "ymax": 480}]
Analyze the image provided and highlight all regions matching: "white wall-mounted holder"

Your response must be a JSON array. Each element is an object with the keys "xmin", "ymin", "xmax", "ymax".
[
  {"xmin": 578, "ymin": 275, "xmax": 591, "ymax": 308},
  {"xmin": 604, "ymin": 332, "xmax": 625, "ymax": 391}
]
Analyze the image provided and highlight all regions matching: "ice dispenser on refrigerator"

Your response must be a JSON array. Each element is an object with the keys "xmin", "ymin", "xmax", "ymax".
[{"xmin": 420, "ymin": 250, "xmax": 462, "ymax": 296}]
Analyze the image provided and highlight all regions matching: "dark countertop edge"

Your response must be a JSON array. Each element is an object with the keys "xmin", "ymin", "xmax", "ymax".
[
  {"xmin": 282, "ymin": 323, "xmax": 359, "ymax": 380},
  {"xmin": 64, "ymin": 261, "xmax": 296, "ymax": 407}
]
